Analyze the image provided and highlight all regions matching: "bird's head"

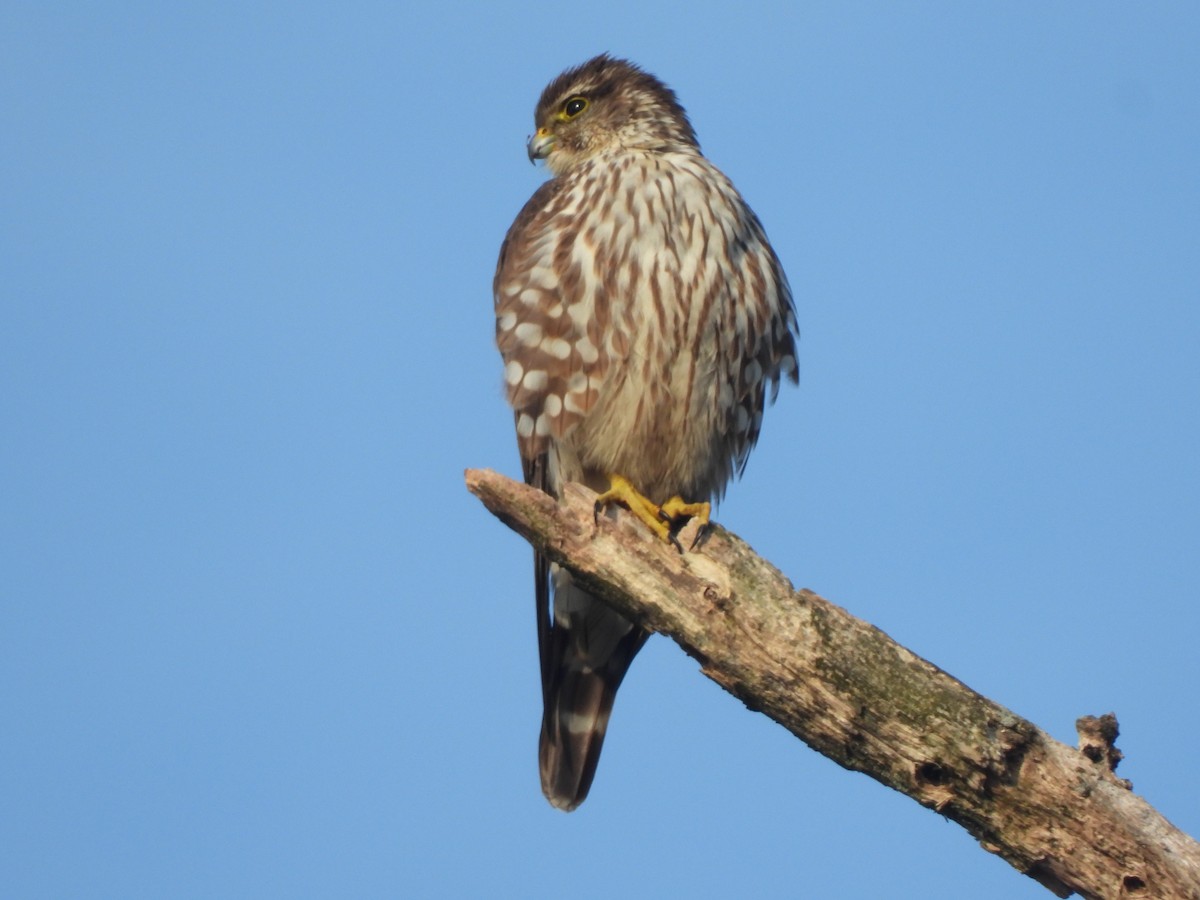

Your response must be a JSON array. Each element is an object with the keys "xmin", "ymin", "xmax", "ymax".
[{"xmin": 527, "ymin": 54, "xmax": 699, "ymax": 176}]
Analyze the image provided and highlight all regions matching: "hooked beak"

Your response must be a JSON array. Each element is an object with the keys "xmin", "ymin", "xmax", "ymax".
[{"xmin": 526, "ymin": 127, "xmax": 554, "ymax": 164}]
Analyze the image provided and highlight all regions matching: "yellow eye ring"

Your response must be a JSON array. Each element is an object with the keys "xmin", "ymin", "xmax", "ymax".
[{"xmin": 560, "ymin": 96, "xmax": 588, "ymax": 119}]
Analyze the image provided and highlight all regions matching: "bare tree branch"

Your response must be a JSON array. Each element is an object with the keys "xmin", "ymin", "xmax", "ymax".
[{"xmin": 466, "ymin": 467, "xmax": 1200, "ymax": 900}]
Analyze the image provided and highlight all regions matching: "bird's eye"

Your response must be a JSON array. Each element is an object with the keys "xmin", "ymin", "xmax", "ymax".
[{"xmin": 561, "ymin": 96, "xmax": 588, "ymax": 119}]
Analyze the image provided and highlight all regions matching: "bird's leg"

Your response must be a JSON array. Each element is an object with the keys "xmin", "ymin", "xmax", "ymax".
[{"xmin": 593, "ymin": 474, "xmax": 672, "ymax": 543}]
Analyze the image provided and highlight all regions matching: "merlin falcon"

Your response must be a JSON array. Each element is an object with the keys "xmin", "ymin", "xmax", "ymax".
[{"xmin": 494, "ymin": 54, "xmax": 798, "ymax": 810}]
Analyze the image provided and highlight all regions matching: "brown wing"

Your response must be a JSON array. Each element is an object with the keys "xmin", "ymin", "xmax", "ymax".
[
  {"xmin": 494, "ymin": 176, "xmax": 610, "ymax": 466},
  {"xmin": 726, "ymin": 204, "xmax": 799, "ymax": 477}
]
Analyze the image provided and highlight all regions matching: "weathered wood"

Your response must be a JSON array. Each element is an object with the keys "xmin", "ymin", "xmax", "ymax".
[{"xmin": 467, "ymin": 467, "xmax": 1200, "ymax": 900}]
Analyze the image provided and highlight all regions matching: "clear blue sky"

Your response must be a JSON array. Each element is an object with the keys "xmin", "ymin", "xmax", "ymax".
[{"xmin": 3, "ymin": 3, "xmax": 1198, "ymax": 898}]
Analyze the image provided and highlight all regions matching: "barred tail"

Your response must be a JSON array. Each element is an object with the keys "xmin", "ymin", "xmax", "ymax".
[{"xmin": 538, "ymin": 572, "xmax": 649, "ymax": 811}]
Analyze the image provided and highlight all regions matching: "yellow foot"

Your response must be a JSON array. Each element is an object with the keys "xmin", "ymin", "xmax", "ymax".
[
  {"xmin": 661, "ymin": 496, "xmax": 712, "ymax": 550},
  {"xmin": 594, "ymin": 476, "xmax": 710, "ymax": 550},
  {"xmin": 594, "ymin": 474, "xmax": 671, "ymax": 542},
  {"xmin": 660, "ymin": 496, "xmax": 711, "ymax": 529}
]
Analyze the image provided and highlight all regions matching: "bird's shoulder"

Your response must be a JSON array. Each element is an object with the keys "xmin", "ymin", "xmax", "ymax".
[{"xmin": 494, "ymin": 179, "xmax": 563, "ymax": 288}]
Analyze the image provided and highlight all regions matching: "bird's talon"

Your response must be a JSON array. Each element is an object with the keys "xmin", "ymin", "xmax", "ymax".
[{"xmin": 688, "ymin": 521, "xmax": 713, "ymax": 551}]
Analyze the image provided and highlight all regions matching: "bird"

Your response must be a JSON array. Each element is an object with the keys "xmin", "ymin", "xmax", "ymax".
[{"xmin": 494, "ymin": 54, "xmax": 798, "ymax": 811}]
